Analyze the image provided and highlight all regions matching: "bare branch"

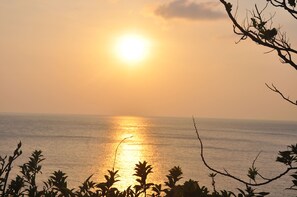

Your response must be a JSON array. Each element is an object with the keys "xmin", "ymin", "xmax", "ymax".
[
  {"xmin": 193, "ymin": 117, "xmax": 297, "ymax": 187},
  {"xmin": 265, "ymin": 83, "xmax": 297, "ymax": 106},
  {"xmin": 252, "ymin": 151, "xmax": 262, "ymax": 170}
]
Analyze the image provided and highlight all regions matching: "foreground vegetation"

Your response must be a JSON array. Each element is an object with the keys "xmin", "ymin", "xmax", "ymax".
[{"xmin": 1, "ymin": 142, "xmax": 297, "ymax": 197}]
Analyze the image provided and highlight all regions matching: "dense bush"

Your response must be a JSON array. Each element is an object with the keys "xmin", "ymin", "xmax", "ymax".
[{"xmin": 1, "ymin": 142, "xmax": 297, "ymax": 197}]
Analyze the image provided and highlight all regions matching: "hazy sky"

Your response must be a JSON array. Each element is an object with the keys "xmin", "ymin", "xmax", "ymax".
[{"xmin": 0, "ymin": 0, "xmax": 296, "ymax": 121}]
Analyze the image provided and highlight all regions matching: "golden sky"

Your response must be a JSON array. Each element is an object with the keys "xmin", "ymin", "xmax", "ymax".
[{"xmin": 0, "ymin": 0, "xmax": 296, "ymax": 120}]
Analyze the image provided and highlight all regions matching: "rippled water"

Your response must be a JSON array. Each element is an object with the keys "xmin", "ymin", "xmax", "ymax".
[{"xmin": 0, "ymin": 114, "xmax": 296, "ymax": 196}]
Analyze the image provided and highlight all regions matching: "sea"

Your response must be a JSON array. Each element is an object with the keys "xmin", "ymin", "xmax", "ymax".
[{"xmin": 0, "ymin": 114, "xmax": 296, "ymax": 196}]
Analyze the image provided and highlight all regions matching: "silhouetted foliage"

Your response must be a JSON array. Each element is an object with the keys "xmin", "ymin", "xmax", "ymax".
[
  {"xmin": 0, "ymin": 141, "xmax": 22, "ymax": 196},
  {"xmin": 1, "ymin": 142, "xmax": 296, "ymax": 196},
  {"xmin": 133, "ymin": 161, "xmax": 153, "ymax": 197},
  {"xmin": 214, "ymin": 1, "xmax": 297, "ymax": 194},
  {"xmin": 219, "ymin": 0, "xmax": 297, "ymax": 106}
]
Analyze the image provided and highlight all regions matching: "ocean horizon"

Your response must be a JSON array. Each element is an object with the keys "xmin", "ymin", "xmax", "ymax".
[{"xmin": 1, "ymin": 113, "xmax": 296, "ymax": 196}]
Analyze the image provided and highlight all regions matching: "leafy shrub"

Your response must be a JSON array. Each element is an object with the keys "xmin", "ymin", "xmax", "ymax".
[{"xmin": 0, "ymin": 143, "xmax": 296, "ymax": 197}]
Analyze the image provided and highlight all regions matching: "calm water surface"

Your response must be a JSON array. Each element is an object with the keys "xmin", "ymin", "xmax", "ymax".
[{"xmin": 0, "ymin": 114, "xmax": 297, "ymax": 196}]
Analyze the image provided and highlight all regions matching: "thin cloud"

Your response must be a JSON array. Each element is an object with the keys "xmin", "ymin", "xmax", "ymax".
[{"xmin": 154, "ymin": 0, "xmax": 226, "ymax": 20}]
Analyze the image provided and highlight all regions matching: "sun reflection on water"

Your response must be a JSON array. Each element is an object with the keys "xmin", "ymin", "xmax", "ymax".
[{"xmin": 111, "ymin": 116, "xmax": 149, "ymax": 190}]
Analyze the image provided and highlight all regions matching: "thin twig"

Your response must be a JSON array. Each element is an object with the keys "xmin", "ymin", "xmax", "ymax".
[
  {"xmin": 112, "ymin": 136, "xmax": 133, "ymax": 172},
  {"xmin": 265, "ymin": 83, "xmax": 297, "ymax": 106},
  {"xmin": 252, "ymin": 151, "xmax": 262, "ymax": 170}
]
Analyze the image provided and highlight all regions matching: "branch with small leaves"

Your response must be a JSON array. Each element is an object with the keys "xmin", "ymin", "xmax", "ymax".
[
  {"xmin": 268, "ymin": 0, "xmax": 297, "ymax": 19},
  {"xmin": 220, "ymin": 0, "xmax": 297, "ymax": 70},
  {"xmin": 0, "ymin": 142, "xmax": 22, "ymax": 195}
]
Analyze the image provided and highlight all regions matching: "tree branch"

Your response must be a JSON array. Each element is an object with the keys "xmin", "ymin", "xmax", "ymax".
[
  {"xmin": 265, "ymin": 83, "xmax": 297, "ymax": 106},
  {"xmin": 193, "ymin": 117, "xmax": 297, "ymax": 187},
  {"xmin": 269, "ymin": 0, "xmax": 297, "ymax": 19},
  {"xmin": 219, "ymin": 0, "xmax": 297, "ymax": 70}
]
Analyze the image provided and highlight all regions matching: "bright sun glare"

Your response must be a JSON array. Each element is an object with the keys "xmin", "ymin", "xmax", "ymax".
[{"xmin": 115, "ymin": 34, "xmax": 150, "ymax": 64}]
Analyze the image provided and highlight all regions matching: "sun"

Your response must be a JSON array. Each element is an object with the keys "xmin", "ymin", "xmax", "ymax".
[{"xmin": 115, "ymin": 34, "xmax": 150, "ymax": 64}]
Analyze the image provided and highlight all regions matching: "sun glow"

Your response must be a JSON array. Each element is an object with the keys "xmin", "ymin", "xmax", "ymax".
[{"xmin": 115, "ymin": 34, "xmax": 150, "ymax": 64}]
